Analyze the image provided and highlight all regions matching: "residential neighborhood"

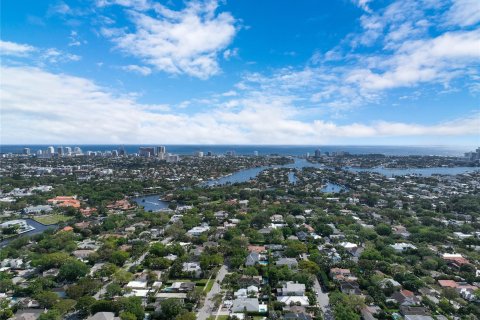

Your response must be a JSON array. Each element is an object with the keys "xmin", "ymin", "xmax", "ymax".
[{"xmin": 0, "ymin": 149, "xmax": 479, "ymax": 320}]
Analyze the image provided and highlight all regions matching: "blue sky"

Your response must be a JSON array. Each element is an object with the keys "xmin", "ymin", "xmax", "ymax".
[{"xmin": 1, "ymin": 0, "xmax": 479, "ymax": 145}]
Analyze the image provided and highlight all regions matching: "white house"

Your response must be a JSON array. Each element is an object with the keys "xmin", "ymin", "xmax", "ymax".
[
  {"xmin": 390, "ymin": 243, "xmax": 417, "ymax": 252},
  {"xmin": 187, "ymin": 225, "xmax": 210, "ymax": 236},
  {"xmin": 280, "ymin": 281, "xmax": 306, "ymax": 296},
  {"xmin": 182, "ymin": 262, "xmax": 202, "ymax": 277}
]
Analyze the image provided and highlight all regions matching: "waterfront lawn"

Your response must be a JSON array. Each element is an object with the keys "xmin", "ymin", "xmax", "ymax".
[{"xmin": 33, "ymin": 214, "xmax": 72, "ymax": 225}]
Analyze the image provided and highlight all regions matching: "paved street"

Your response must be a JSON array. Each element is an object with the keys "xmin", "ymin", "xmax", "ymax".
[
  {"xmin": 94, "ymin": 237, "xmax": 171, "ymax": 299},
  {"xmin": 300, "ymin": 253, "xmax": 332, "ymax": 318},
  {"xmin": 197, "ymin": 265, "xmax": 228, "ymax": 320},
  {"xmin": 313, "ymin": 276, "xmax": 330, "ymax": 312}
]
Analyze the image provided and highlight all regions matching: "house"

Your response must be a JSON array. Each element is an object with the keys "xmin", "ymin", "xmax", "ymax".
[
  {"xmin": 23, "ymin": 205, "xmax": 53, "ymax": 214},
  {"xmin": 231, "ymin": 298, "xmax": 268, "ymax": 313},
  {"xmin": 404, "ymin": 316, "xmax": 434, "ymax": 320},
  {"xmin": 239, "ymin": 200, "xmax": 249, "ymax": 207},
  {"xmin": 276, "ymin": 258, "xmax": 298, "ymax": 269},
  {"xmin": 1, "ymin": 258, "xmax": 23, "ymax": 269},
  {"xmin": 361, "ymin": 305, "xmax": 381, "ymax": 320},
  {"xmin": 155, "ymin": 292, "xmax": 187, "ymax": 300},
  {"xmin": 280, "ymin": 281, "xmax": 306, "ymax": 296},
  {"xmin": 232, "ymin": 297, "xmax": 261, "ymax": 312},
  {"xmin": 247, "ymin": 245, "xmax": 266, "ymax": 254},
  {"xmin": 459, "ymin": 287, "xmax": 478, "ymax": 301},
  {"xmin": 245, "ymin": 252, "xmax": 260, "ymax": 266},
  {"xmin": 340, "ymin": 281, "xmax": 362, "ymax": 295},
  {"xmin": 330, "ymin": 268, "xmax": 357, "ymax": 282},
  {"xmin": 296, "ymin": 231, "xmax": 308, "ymax": 242},
  {"xmin": 42, "ymin": 268, "xmax": 59, "ymax": 277},
  {"xmin": 187, "ymin": 225, "xmax": 210, "ymax": 237},
  {"xmin": 234, "ymin": 286, "xmax": 259, "ymax": 298},
  {"xmin": 170, "ymin": 215, "xmax": 183, "ymax": 223},
  {"xmin": 125, "ymin": 226, "xmax": 136, "ymax": 233},
  {"xmin": 379, "ymin": 278, "xmax": 401, "ymax": 289},
  {"xmin": 182, "ymin": 262, "xmax": 202, "ymax": 277},
  {"xmin": 277, "ymin": 295, "xmax": 310, "ymax": 306},
  {"xmin": 389, "ymin": 290, "xmax": 421, "ymax": 306},
  {"xmin": 437, "ymin": 280, "xmax": 477, "ymax": 299},
  {"xmin": 17, "ymin": 298, "xmax": 40, "ymax": 309},
  {"xmin": 266, "ymin": 244, "xmax": 284, "ymax": 251},
  {"xmin": 77, "ymin": 239, "xmax": 100, "ymax": 250},
  {"xmin": 72, "ymin": 249, "xmax": 95, "ymax": 260},
  {"xmin": 47, "ymin": 196, "xmax": 80, "ymax": 208},
  {"xmin": 238, "ymin": 275, "xmax": 262, "ymax": 287},
  {"xmin": 400, "ymin": 306, "xmax": 432, "ymax": 320},
  {"xmin": 392, "ymin": 225, "xmax": 410, "ymax": 238},
  {"xmin": 125, "ymin": 289, "xmax": 149, "ymax": 301},
  {"xmin": 271, "ymin": 214, "xmax": 284, "ymax": 222},
  {"xmin": 13, "ymin": 309, "xmax": 45, "ymax": 320},
  {"xmin": 453, "ymin": 232, "xmax": 473, "ymax": 240},
  {"xmin": 106, "ymin": 199, "xmax": 135, "ymax": 211},
  {"xmin": 167, "ymin": 281, "xmax": 195, "ymax": 293},
  {"xmin": 390, "ymin": 243, "xmax": 417, "ymax": 252},
  {"xmin": 214, "ymin": 211, "xmax": 228, "ymax": 221},
  {"xmin": 74, "ymin": 221, "xmax": 91, "ymax": 230},
  {"xmin": 437, "ymin": 279, "xmax": 458, "ymax": 288},
  {"xmin": 339, "ymin": 242, "xmax": 363, "ymax": 260},
  {"xmin": 442, "ymin": 253, "xmax": 470, "ymax": 268},
  {"xmin": 126, "ymin": 280, "xmax": 148, "ymax": 290},
  {"xmin": 80, "ymin": 207, "xmax": 97, "ymax": 216}
]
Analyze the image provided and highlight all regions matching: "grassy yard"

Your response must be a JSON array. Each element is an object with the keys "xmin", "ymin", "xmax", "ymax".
[
  {"xmin": 204, "ymin": 278, "xmax": 215, "ymax": 292},
  {"xmin": 33, "ymin": 214, "xmax": 72, "ymax": 225},
  {"xmin": 207, "ymin": 316, "xmax": 228, "ymax": 320}
]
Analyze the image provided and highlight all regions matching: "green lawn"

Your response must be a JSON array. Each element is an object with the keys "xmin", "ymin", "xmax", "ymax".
[
  {"xmin": 204, "ymin": 278, "xmax": 215, "ymax": 292},
  {"xmin": 165, "ymin": 279, "xmax": 209, "ymax": 286},
  {"xmin": 33, "ymin": 214, "xmax": 72, "ymax": 225},
  {"xmin": 207, "ymin": 316, "xmax": 228, "ymax": 320}
]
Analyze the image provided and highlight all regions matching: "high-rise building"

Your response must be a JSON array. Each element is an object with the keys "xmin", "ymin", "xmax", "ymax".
[
  {"xmin": 464, "ymin": 147, "xmax": 480, "ymax": 161},
  {"xmin": 112, "ymin": 150, "xmax": 119, "ymax": 157},
  {"xmin": 207, "ymin": 151, "xmax": 213, "ymax": 157},
  {"xmin": 139, "ymin": 147, "xmax": 155, "ymax": 157},
  {"xmin": 314, "ymin": 149, "xmax": 322, "ymax": 158},
  {"xmin": 36, "ymin": 150, "xmax": 43, "ymax": 156},
  {"xmin": 65, "ymin": 147, "xmax": 72, "ymax": 155},
  {"xmin": 119, "ymin": 146, "xmax": 126, "ymax": 156},
  {"xmin": 47, "ymin": 146, "xmax": 55, "ymax": 155},
  {"xmin": 23, "ymin": 148, "xmax": 31, "ymax": 155},
  {"xmin": 155, "ymin": 146, "xmax": 166, "ymax": 155},
  {"xmin": 253, "ymin": 151, "xmax": 259, "ymax": 156},
  {"xmin": 194, "ymin": 151, "xmax": 204, "ymax": 157},
  {"xmin": 57, "ymin": 147, "xmax": 64, "ymax": 156},
  {"xmin": 74, "ymin": 147, "xmax": 83, "ymax": 155},
  {"xmin": 167, "ymin": 154, "xmax": 180, "ymax": 163}
]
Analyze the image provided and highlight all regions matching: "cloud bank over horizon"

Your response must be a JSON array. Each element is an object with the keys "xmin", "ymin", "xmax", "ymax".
[{"xmin": 1, "ymin": 0, "xmax": 479, "ymax": 145}]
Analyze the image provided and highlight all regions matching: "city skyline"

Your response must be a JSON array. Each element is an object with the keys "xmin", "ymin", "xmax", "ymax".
[{"xmin": 1, "ymin": 0, "xmax": 479, "ymax": 145}]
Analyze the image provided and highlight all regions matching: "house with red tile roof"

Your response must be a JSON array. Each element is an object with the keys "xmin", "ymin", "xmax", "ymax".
[{"xmin": 48, "ymin": 196, "xmax": 81, "ymax": 208}]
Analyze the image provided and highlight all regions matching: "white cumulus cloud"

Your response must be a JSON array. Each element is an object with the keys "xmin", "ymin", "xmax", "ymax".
[
  {"xmin": 101, "ymin": 0, "xmax": 237, "ymax": 79},
  {"xmin": 1, "ymin": 65, "xmax": 478, "ymax": 145},
  {"xmin": 0, "ymin": 40, "xmax": 35, "ymax": 56},
  {"xmin": 120, "ymin": 64, "xmax": 152, "ymax": 75}
]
